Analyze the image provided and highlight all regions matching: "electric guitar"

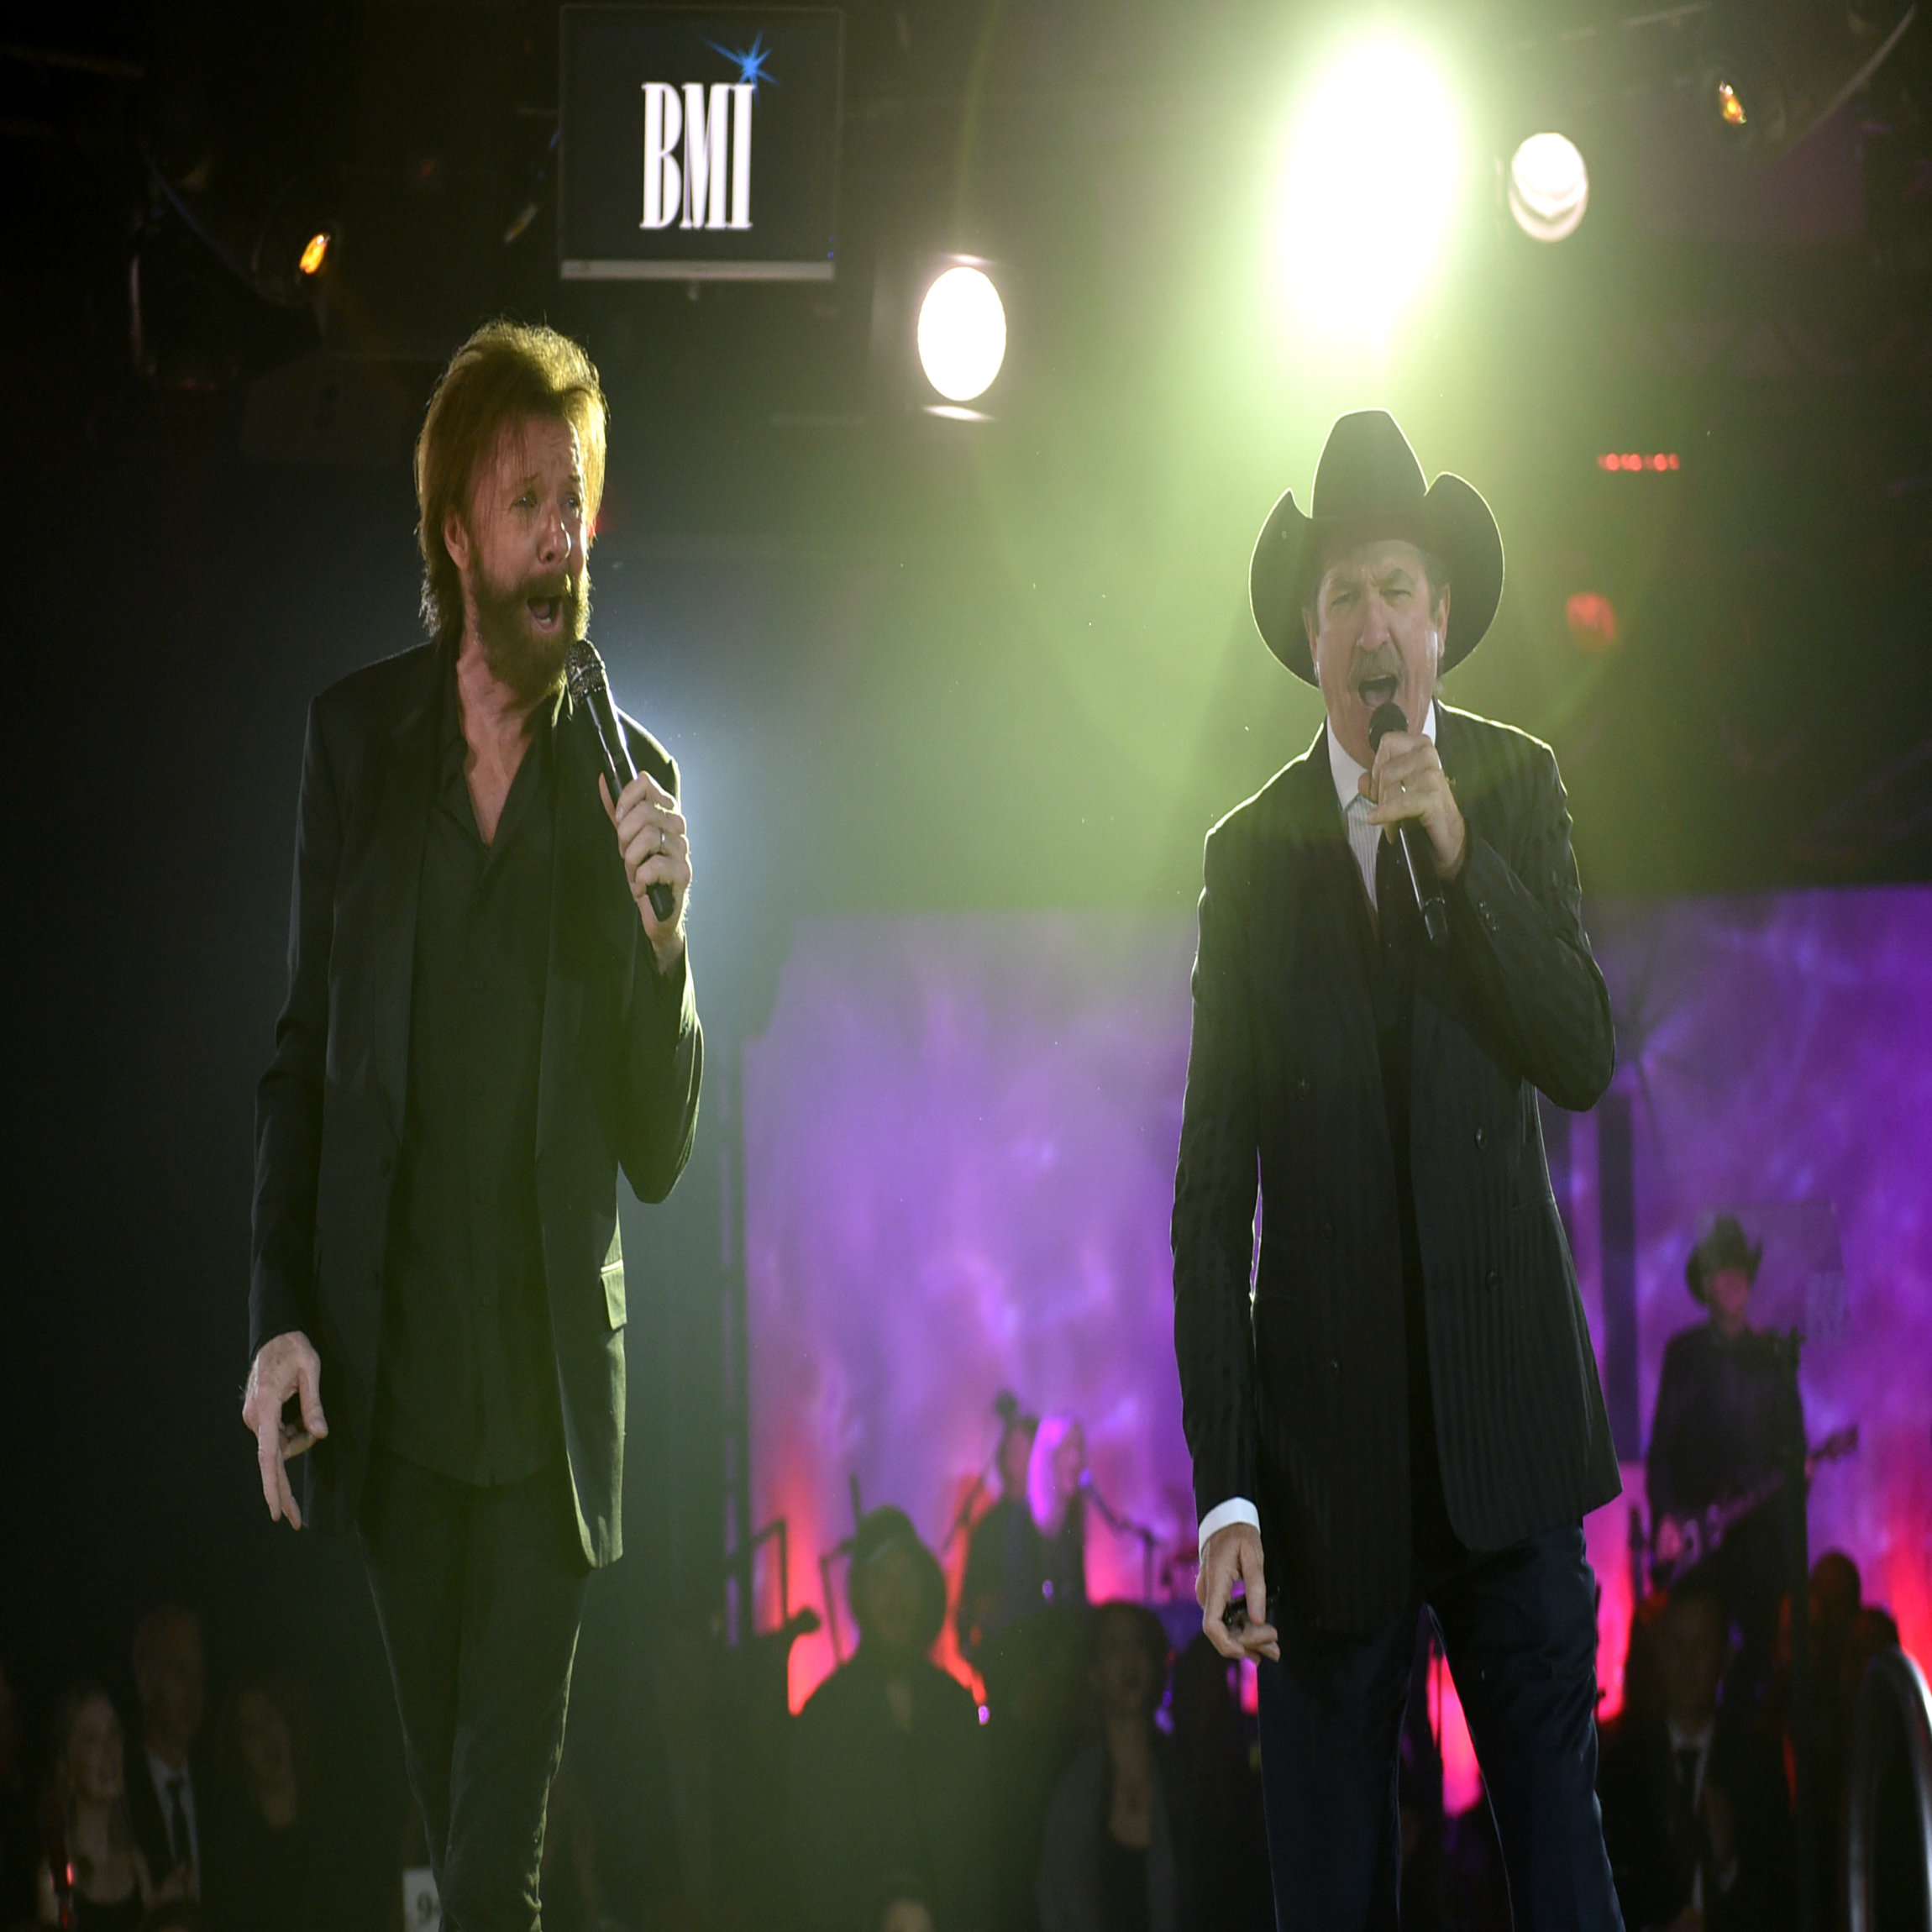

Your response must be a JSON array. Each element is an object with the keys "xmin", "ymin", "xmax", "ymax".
[{"xmin": 1651, "ymin": 1425, "xmax": 1859, "ymax": 1588}]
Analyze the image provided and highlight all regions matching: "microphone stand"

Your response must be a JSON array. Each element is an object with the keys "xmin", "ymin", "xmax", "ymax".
[
  {"xmin": 942, "ymin": 1445, "xmax": 1002, "ymax": 1557},
  {"xmin": 1083, "ymin": 1477, "xmax": 1162, "ymax": 1604}
]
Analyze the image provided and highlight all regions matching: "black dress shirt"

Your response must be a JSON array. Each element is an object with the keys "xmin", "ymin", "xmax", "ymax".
[
  {"xmin": 1646, "ymin": 1323, "xmax": 1805, "ymax": 1528},
  {"xmin": 375, "ymin": 673, "xmax": 564, "ymax": 1484}
]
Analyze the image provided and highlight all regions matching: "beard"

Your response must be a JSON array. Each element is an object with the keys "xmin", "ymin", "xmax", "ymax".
[{"xmin": 470, "ymin": 557, "xmax": 591, "ymax": 704}]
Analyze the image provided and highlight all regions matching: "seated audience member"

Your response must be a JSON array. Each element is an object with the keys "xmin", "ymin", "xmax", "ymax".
[
  {"xmin": 1796, "ymin": 1551, "xmax": 1866, "ymax": 1914},
  {"xmin": 1036, "ymin": 1603, "xmax": 1192, "ymax": 1932},
  {"xmin": 1598, "ymin": 1575, "xmax": 1793, "ymax": 1932},
  {"xmin": 984, "ymin": 1613, "xmax": 1087, "ymax": 1932},
  {"xmin": 790, "ymin": 1508, "xmax": 989, "ymax": 1932},
  {"xmin": 137, "ymin": 1906, "xmax": 199, "ymax": 1932},
  {"xmin": 201, "ymin": 1681, "xmax": 328, "ymax": 1932},
  {"xmin": 127, "ymin": 1608, "xmax": 212, "ymax": 1905},
  {"xmin": 1168, "ymin": 1637, "xmax": 1269, "ymax": 1932},
  {"xmin": 626, "ymin": 1603, "xmax": 811, "ymax": 1931},
  {"xmin": 3, "ymin": 1662, "xmax": 37, "ymax": 1929},
  {"xmin": 36, "ymin": 1685, "xmax": 181, "ymax": 1929}
]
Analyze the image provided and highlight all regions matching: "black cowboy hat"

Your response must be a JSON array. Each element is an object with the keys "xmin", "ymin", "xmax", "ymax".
[
  {"xmin": 1686, "ymin": 1214, "xmax": 1763, "ymax": 1305},
  {"xmin": 848, "ymin": 1506, "xmax": 948, "ymax": 1652},
  {"xmin": 1248, "ymin": 408, "xmax": 1505, "ymax": 685}
]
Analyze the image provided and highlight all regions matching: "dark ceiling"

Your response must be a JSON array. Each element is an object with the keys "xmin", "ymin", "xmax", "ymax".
[{"xmin": 7, "ymin": 0, "xmax": 1932, "ymax": 903}]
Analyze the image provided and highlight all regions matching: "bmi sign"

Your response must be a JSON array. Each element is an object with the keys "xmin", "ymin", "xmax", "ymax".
[{"xmin": 560, "ymin": 8, "xmax": 843, "ymax": 281}]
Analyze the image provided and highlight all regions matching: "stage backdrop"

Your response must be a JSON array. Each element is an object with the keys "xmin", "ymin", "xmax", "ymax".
[{"xmin": 743, "ymin": 890, "xmax": 1932, "ymax": 1719}]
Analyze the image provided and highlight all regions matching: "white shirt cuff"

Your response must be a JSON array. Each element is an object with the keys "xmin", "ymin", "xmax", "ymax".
[{"xmin": 1197, "ymin": 1497, "xmax": 1261, "ymax": 1555}]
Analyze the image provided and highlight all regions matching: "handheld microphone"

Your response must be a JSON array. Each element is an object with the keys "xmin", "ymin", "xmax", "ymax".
[
  {"xmin": 565, "ymin": 638, "xmax": 675, "ymax": 921},
  {"xmin": 1368, "ymin": 701, "xmax": 1449, "ymax": 949}
]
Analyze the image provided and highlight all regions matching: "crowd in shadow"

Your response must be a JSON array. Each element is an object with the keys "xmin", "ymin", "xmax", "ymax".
[
  {"xmin": 0, "ymin": 1534, "xmax": 1907, "ymax": 1932},
  {"xmin": 0, "ymin": 1607, "xmax": 337, "ymax": 1932}
]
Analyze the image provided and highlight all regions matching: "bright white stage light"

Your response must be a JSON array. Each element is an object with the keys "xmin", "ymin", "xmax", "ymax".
[
  {"xmin": 916, "ymin": 265, "xmax": 1007, "ymax": 403},
  {"xmin": 1508, "ymin": 133, "xmax": 1589, "ymax": 243},
  {"xmin": 1275, "ymin": 36, "xmax": 1466, "ymax": 343}
]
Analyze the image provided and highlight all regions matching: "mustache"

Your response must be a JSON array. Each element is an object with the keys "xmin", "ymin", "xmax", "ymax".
[{"xmin": 1349, "ymin": 649, "xmax": 1402, "ymax": 687}]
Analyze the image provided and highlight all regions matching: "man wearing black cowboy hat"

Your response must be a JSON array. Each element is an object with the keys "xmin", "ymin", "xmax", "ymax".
[
  {"xmin": 1647, "ymin": 1215, "xmax": 1807, "ymax": 1698},
  {"xmin": 790, "ymin": 1508, "xmax": 990, "ymax": 1932},
  {"xmin": 1172, "ymin": 409, "xmax": 1623, "ymax": 1928}
]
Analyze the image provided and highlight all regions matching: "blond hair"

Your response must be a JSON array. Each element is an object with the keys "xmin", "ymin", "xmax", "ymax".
[{"xmin": 414, "ymin": 320, "xmax": 608, "ymax": 648}]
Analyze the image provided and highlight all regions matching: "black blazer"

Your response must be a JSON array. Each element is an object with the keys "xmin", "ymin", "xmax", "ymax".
[
  {"xmin": 250, "ymin": 644, "xmax": 703, "ymax": 1566},
  {"xmin": 1172, "ymin": 706, "xmax": 1620, "ymax": 1634},
  {"xmin": 124, "ymin": 1744, "xmax": 214, "ymax": 1896}
]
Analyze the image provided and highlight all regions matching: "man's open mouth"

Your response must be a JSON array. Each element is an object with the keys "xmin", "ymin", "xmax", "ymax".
[
  {"xmin": 1356, "ymin": 672, "xmax": 1399, "ymax": 710},
  {"xmin": 527, "ymin": 595, "xmax": 564, "ymax": 632}
]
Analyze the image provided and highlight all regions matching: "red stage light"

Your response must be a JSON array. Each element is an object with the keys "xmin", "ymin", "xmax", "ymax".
[
  {"xmin": 1567, "ymin": 591, "xmax": 1620, "ymax": 649},
  {"xmin": 1597, "ymin": 452, "xmax": 1680, "ymax": 472}
]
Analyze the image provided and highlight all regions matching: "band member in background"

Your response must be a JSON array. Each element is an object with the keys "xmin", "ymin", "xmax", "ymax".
[
  {"xmin": 957, "ymin": 1408, "xmax": 1044, "ymax": 1667},
  {"xmin": 1028, "ymin": 1415, "xmax": 1090, "ymax": 1612},
  {"xmin": 244, "ymin": 321, "xmax": 702, "ymax": 1929},
  {"xmin": 1173, "ymin": 410, "xmax": 1624, "ymax": 1929},
  {"xmin": 1647, "ymin": 1215, "xmax": 1807, "ymax": 1703}
]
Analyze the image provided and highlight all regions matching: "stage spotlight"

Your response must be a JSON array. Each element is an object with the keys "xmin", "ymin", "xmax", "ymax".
[
  {"xmin": 297, "ymin": 231, "xmax": 331, "ymax": 276},
  {"xmin": 1508, "ymin": 134, "xmax": 1588, "ymax": 243},
  {"xmin": 1275, "ymin": 34, "xmax": 1465, "ymax": 342},
  {"xmin": 916, "ymin": 265, "xmax": 1007, "ymax": 404}
]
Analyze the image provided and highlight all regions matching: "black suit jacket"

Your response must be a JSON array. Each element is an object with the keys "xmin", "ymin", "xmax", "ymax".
[
  {"xmin": 1172, "ymin": 706, "xmax": 1620, "ymax": 1633},
  {"xmin": 124, "ymin": 1743, "xmax": 217, "ymax": 1898},
  {"xmin": 251, "ymin": 644, "xmax": 703, "ymax": 1566}
]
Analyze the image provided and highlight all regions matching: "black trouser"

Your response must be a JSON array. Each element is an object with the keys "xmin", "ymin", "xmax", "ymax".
[
  {"xmin": 1257, "ymin": 1521, "xmax": 1623, "ymax": 1932},
  {"xmin": 359, "ymin": 1443, "xmax": 590, "ymax": 1932}
]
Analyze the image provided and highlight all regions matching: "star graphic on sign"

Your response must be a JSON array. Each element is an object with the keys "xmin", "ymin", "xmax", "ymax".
[{"xmin": 709, "ymin": 30, "xmax": 778, "ymax": 88}]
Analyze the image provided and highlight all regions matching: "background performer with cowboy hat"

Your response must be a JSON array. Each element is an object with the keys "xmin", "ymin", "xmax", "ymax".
[
  {"xmin": 1648, "ymin": 1215, "xmax": 1809, "ymax": 1704},
  {"xmin": 1172, "ymin": 408, "xmax": 1624, "ymax": 1929}
]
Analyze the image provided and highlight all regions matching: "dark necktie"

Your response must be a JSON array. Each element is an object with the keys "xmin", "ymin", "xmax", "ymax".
[
  {"xmin": 1375, "ymin": 829, "xmax": 1418, "ymax": 951},
  {"xmin": 167, "ymin": 1774, "xmax": 192, "ymax": 1872},
  {"xmin": 1670, "ymin": 1745, "xmax": 1703, "ymax": 1877}
]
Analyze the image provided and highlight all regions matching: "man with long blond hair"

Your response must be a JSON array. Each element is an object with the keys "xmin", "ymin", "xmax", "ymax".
[{"xmin": 244, "ymin": 319, "xmax": 703, "ymax": 1929}]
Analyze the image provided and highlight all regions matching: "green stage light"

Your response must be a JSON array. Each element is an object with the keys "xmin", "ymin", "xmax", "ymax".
[
  {"xmin": 1273, "ymin": 35, "xmax": 1466, "ymax": 345},
  {"xmin": 917, "ymin": 265, "xmax": 1007, "ymax": 404}
]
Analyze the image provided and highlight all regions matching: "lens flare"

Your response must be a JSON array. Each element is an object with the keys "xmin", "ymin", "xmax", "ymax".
[
  {"xmin": 1508, "ymin": 133, "xmax": 1589, "ymax": 243},
  {"xmin": 1717, "ymin": 81, "xmax": 1747, "ymax": 127},
  {"xmin": 916, "ymin": 266, "xmax": 1007, "ymax": 403},
  {"xmin": 1274, "ymin": 36, "xmax": 1466, "ymax": 344},
  {"xmin": 297, "ymin": 232, "xmax": 331, "ymax": 276}
]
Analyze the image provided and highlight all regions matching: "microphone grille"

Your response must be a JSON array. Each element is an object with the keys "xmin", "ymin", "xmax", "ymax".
[
  {"xmin": 564, "ymin": 637, "xmax": 606, "ymax": 704},
  {"xmin": 1368, "ymin": 700, "xmax": 1408, "ymax": 753}
]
